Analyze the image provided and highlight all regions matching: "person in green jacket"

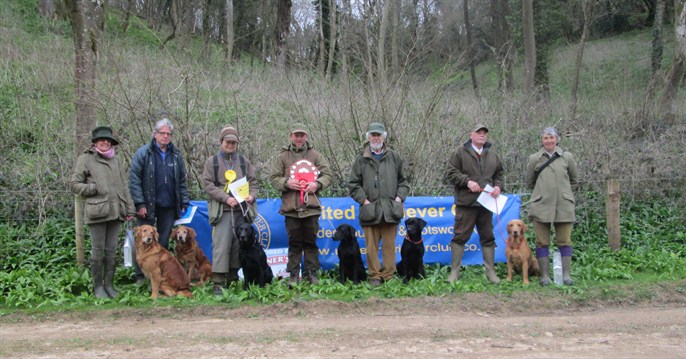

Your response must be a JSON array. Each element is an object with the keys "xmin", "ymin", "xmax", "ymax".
[
  {"xmin": 269, "ymin": 123, "xmax": 332, "ymax": 286},
  {"xmin": 70, "ymin": 126, "xmax": 135, "ymax": 299},
  {"xmin": 446, "ymin": 124, "xmax": 504, "ymax": 284},
  {"xmin": 526, "ymin": 127, "xmax": 579, "ymax": 286},
  {"xmin": 348, "ymin": 122, "xmax": 410, "ymax": 287}
]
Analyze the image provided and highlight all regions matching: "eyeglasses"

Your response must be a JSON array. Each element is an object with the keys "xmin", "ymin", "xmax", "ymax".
[{"xmin": 157, "ymin": 131, "xmax": 173, "ymax": 137}]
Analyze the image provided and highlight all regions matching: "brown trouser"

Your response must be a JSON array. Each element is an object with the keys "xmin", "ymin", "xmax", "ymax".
[
  {"xmin": 362, "ymin": 221, "xmax": 399, "ymax": 281},
  {"xmin": 285, "ymin": 215, "xmax": 320, "ymax": 277},
  {"xmin": 451, "ymin": 205, "xmax": 495, "ymax": 246},
  {"xmin": 533, "ymin": 221, "xmax": 573, "ymax": 247}
]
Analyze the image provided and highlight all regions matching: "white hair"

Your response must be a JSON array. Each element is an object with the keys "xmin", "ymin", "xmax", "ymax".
[
  {"xmin": 154, "ymin": 118, "xmax": 174, "ymax": 134},
  {"xmin": 541, "ymin": 127, "xmax": 560, "ymax": 141}
]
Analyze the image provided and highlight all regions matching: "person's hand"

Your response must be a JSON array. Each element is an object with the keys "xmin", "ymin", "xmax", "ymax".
[
  {"xmin": 363, "ymin": 199, "xmax": 371, "ymax": 205},
  {"xmin": 305, "ymin": 181, "xmax": 318, "ymax": 194},
  {"xmin": 467, "ymin": 180, "xmax": 481, "ymax": 193},
  {"xmin": 246, "ymin": 195, "xmax": 255, "ymax": 203},
  {"xmin": 490, "ymin": 186, "xmax": 501, "ymax": 198},
  {"xmin": 126, "ymin": 215, "xmax": 134, "ymax": 222},
  {"xmin": 226, "ymin": 197, "xmax": 238, "ymax": 207},
  {"xmin": 395, "ymin": 196, "xmax": 402, "ymax": 202},
  {"xmin": 136, "ymin": 207, "xmax": 147, "ymax": 218},
  {"xmin": 286, "ymin": 178, "xmax": 301, "ymax": 191}
]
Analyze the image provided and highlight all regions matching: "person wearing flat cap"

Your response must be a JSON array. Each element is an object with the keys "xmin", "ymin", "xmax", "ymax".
[
  {"xmin": 71, "ymin": 126, "xmax": 135, "ymax": 299},
  {"xmin": 202, "ymin": 125, "xmax": 259, "ymax": 295},
  {"xmin": 129, "ymin": 118, "xmax": 190, "ymax": 285},
  {"xmin": 446, "ymin": 124, "xmax": 504, "ymax": 284},
  {"xmin": 348, "ymin": 122, "xmax": 410, "ymax": 287},
  {"xmin": 526, "ymin": 127, "xmax": 578, "ymax": 286},
  {"xmin": 269, "ymin": 123, "xmax": 332, "ymax": 286}
]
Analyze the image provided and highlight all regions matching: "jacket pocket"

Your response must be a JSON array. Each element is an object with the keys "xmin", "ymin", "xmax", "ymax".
[
  {"xmin": 85, "ymin": 197, "xmax": 110, "ymax": 219},
  {"xmin": 208, "ymin": 200, "xmax": 223, "ymax": 226},
  {"xmin": 359, "ymin": 202, "xmax": 378, "ymax": 223},
  {"xmin": 562, "ymin": 192, "xmax": 575, "ymax": 204},
  {"xmin": 390, "ymin": 200, "xmax": 405, "ymax": 221}
]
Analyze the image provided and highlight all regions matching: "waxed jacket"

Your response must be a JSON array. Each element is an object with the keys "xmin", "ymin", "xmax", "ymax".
[
  {"xmin": 446, "ymin": 140, "xmax": 505, "ymax": 207},
  {"xmin": 70, "ymin": 148, "xmax": 135, "ymax": 224},
  {"xmin": 269, "ymin": 142, "xmax": 332, "ymax": 218},
  {"xmin": 348, "ymin": 144, "xmax": 410, "ymax": 226},
  {"xmin": 525, "ymin": 146, "xmax": 578, "ymax": 223},
  {"xmin": 129, "ymin": 139, "xmax": 190, "ymax": 220},
  {"xmin": 201, "ymin": 151, "xmax": 258, "ymax": 209}
]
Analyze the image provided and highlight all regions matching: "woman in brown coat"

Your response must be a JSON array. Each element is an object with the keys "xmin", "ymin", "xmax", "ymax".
[
  {"xmin": 71, "ymin": 126, "xmax": 135, "ymax": 298},
  {"xmin": 526, "ymin": 127, "xmax": 579, "ymax": 286}
]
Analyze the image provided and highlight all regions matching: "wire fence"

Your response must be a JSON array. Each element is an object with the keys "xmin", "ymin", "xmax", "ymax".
[{"xmin": 1, "ymin": 176, "xmax": 683, "ymax": 225}]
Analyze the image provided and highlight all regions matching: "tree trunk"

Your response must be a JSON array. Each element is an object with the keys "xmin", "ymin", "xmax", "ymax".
[
  {"xmin": 225, "ymin": 0, "xmax": 234, "ymax": 66},
  {"xmin": 643, "ymin": 0, "xmax": 666, "ymax": 117},
  {"xmin": 122, "ymin": 0, "xmax": 134, "ymax": 32},
  {"xmin": 522, "ymin": 0, "xmax": 536, "ymax": 95},
  {"xmin": 390, "ymin": 0, "xmax": 399, "ymax": 75},
  {"xmin": 38, "ymin": 0, "xmax": 57, "ymax": 18},
  {"xmin": 325, "ymin": 0, "xmax": 337, "ymax": 79},
  {"xmin": 464, "ymin": 0, "xmax": 480, "ymax": 98},
  {"xmin": 492, "ymin": 0, "xmax": 513, "ymax": 92},
  {"xmin": 275, "ymin": 0, "xmax": 292, "ymax": 72},
  {"xmin": 570, "ymin": 0, "xmax": 594, "ymax": 120},
  {"xmin": 378, "ymin": 0, "xmax": 391, "ymax": 92},
  {"xmin": 65, "ymin": 0, "xmax": 106, "ymax": 267},
  {"xmin": 660, "ymin": 3, "xmax": 686, "ymax": 114}
]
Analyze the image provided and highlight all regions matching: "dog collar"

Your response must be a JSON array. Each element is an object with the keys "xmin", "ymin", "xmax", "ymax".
[{"xmin": 405, "ymin": 233, "xmax": 423, "ymax": 245}]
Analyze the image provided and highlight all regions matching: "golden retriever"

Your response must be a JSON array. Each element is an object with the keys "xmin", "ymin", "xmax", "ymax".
[
  {"xmin": 172, "ymin": 225, "xmax": 212, "ymax": 286},
  {"xmin": 505, "ymin": 219, "xmax": 540, "ymax": 285},
  {"xmin": 134, "ymin": 225, "xmax": 193, "ymax": 298}
]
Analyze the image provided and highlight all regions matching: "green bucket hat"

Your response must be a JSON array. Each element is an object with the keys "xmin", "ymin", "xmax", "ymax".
[{"xmin": 91, "ymin": 126, "xmax": 119, "ymax": 145}]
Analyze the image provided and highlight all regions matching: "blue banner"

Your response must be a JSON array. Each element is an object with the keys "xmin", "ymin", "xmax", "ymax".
[{"xmin": 185, "ymin": 195, "xmax": 521, "ymax": 274}]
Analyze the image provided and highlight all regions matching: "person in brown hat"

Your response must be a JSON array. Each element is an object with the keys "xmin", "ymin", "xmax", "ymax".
[
  {"xmin": 201, "ymin": 125, "xmax": 259, "ymax": 295},
  {"xmin": 129, "ymin": 118, "xmax": 190, "ymax": 285},
  {"xmin": 348, "ymin": 122, "xmax": 410, "ymax": 287},
  {"xmin": 269, "ymin": 122, "xmax": 332, "ymax": 286},
  {"xmin": 70, "ymin": 126, "xmax": 135, "ymax": 298},
  {"xmin": 446, "ymin": 124, "xmax": 504, "ymax": 284}
]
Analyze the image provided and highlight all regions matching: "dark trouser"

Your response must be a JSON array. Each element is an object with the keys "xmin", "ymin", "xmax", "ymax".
[
  {"xmin": 284, "ymin": 216, "xmax": 320, "ymax": 277},
  {"xmin": 88, "ymin": 220, "xmax": 122, "ymax": 262},
  {"xmin": 133, "ymin": 206, "xmax": 176, "ymax": 279},
  {"xmin": 451, "ymin": 205, "xmax": 495, "ymax": 246}
]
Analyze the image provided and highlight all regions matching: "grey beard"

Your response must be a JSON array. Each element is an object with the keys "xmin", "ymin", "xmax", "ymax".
[{"xmin": 370, "ymin": 142, "xmax": 384, "ymax": 151}]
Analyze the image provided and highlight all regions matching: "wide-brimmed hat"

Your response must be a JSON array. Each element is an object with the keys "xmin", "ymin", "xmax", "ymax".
[
  {"xmin": 91, "ymin": 126, "xmax": 119, "ymax": 145},
  {"xmin": 367, "ymin": 122, "xmax": 386, "ymax": 134},
  {"xmin": 220, "ymin": 125, "xmax": 240, "ymax": 142},
  {"xmin": 471, "ymin": 123, "xmax": 488, "ymax": 133}
]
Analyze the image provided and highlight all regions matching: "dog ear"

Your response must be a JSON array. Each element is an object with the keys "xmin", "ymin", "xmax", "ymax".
[
  {"xmin": 188, "ymin": 227, "xmax": 196, "ymax": 239},
  {"xmin": 346, "ymin": 224, "xmax": 356, "ymax": 238},
  {"xmin": 522, "ymin": 221, "xmax": 528, "ymax": 233},
  {"xmin": 418, "ymin": 218, "xmax": 427, "ymax": 229},
  {"xmin": 153, "ymin": 227, "xmax": 159, "ymax": 242}
]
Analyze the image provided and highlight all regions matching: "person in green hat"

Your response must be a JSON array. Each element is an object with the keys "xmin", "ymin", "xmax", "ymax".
[
  {"xmin": 269, "ymin": 123, "xmax": 332, "ymax": 286},
  {"xmin": 348, "ymin": 122, "xmax": 410, "ymax": 287},
  {"xmin": 70, "ymin": 126, "xmax": 135, "ymax": 299}
]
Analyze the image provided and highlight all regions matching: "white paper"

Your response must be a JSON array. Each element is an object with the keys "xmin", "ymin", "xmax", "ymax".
[
  {"xmin": 173, "ymin": 205, "xmax": 197, "ymax": 225},
  {"xmin": 228, "ymin": 177, "xmax": 248, "ymax": 203},
  {"xmin": 477, "ymin": 184, "xmax": 508, "ymax": 215}
]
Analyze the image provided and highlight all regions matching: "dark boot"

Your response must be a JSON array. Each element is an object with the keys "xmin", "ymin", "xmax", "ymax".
[
  {"xmin": 91, "ymin": 258, "xmax": 108, "ymax": 299},
  {"xmin": 227, "ymin": 268, "xmax": 240, "ymax": 286},
  {"xmin": 447, "ymin": 242, "xmax": 465, "ymax": 283},
  {"xmin": 288, "ymin": 272, "xmax": 300, "ymax": 288},
  {"xmin": 562, "ymin": 256, "xmax": 574, "ymax": 286},
  {"xmin": 482, "ymin": 245, "xmax": 500, "ymax": 284},
  {"xmin": 306, "ymin": 271, "xmax": 319, "ymax": 285},
  {"xmin": 538, "ymin": 256, "xmax": 551, "ymax": 286},
  {"xmin": 103, "ymin": 254, "xmax": 119, "ymax": 298},
  {"xmin": 212, "ymin": 272, "xmax": 226, "ymax": 296}
]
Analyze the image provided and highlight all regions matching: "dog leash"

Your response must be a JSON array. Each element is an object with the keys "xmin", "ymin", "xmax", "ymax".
[{"xmin": 404, "ymin": 233, "xmax": 423, "ymax": 245}]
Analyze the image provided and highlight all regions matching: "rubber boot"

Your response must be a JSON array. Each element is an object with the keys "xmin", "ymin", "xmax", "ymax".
[
  {"xmin": 538, "ymin": 256, "xmax": 551, "ymax": 286},
  {"xmin": 91, "ymin": 258, "xmax": 109, "ymax": 299},
  {"xmin": 447, "ymin": 242, "xmax": 465, "ymax": 283},
  {"xmin": 306, "ymin": 271, "xmax": 319, "ymax": 285},
  {"xmin": 482, "ymin": 245, "xmax": 500, "ymax": 284},
  {"xmin": 562, "ymin": 256, "xmax": 574, "ymax": 286},
  {"xmin": 212, "ymin": 272, "xmax": 226, "ymax": 296},
  {"xmin": 103, "ymin": 255, "xmax": 119, "ymax": 298},
  {"xmin": 288, "ymin": 272, "xmax": 300, "ymax": 288}
]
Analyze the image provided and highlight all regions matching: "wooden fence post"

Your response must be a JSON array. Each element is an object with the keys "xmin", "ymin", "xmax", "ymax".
[
  {"xmin": 75, "ymin": 195, "xmax": 85, "ymax": 266},
  {"xmin": 606, "ymin": 179, "xmax": 621, "ymax": 251}
]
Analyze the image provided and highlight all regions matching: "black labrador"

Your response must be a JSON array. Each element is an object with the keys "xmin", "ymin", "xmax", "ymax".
[
  {"xmin": 397, "ymin": 217, "xmax": 428, "ymax": 283},
  {"xmin": 237, "ymin": 223, "xmax": 273, "ymax": 289},
  {"xmin": 332, "ymin": 224, "xmax": 367, "ymax": 284}
]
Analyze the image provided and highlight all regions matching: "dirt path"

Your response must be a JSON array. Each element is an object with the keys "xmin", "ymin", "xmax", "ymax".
[{"xmin": 1, "ymin": 292, "xmax": 685, "ymax": 358}]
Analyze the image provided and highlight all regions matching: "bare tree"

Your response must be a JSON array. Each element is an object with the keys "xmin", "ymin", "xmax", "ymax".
[
  {"xmin": 275, "ymin": 0, "xmax": 292, "ymax": 71},
  {"xmin": 390, "ymin": 0, "xmax": 399, "ymax": 74},
  {"xmin": 325, "ymin": 0, "xmax": 337, "ymax": 79},
  {"xmin": 522, "ymin": 0, "xmax": 536, "ymax": 95},
  {"xmin": 570, "ymin": 0, "xmax": 595, "ymax": 120},
  {"xmin": 491, "ymin": 0, "xmax": 513, "ymax": 92},
  {"xmin": 378, "ymin": 0, "xmax": 391, "ymax": 91},
  {"xmin": 225, "ymin": 0, "xmax": 234, "ymax": 65},
  {"xmin": 660, "ymin": 3, "xmax": 686, "ymax": 114},
  {"xmin": 464, "ymin": 0, "xmax": 480, "ymax": 98},
  {"xmin": 643, "ymin": 0, "xmax": 666, "ymax": 118}
]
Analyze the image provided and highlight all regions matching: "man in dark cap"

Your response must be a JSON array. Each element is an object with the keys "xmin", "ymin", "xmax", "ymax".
[
  {"xmin": 348, "ymin": 122, "xmax": 410, "ymax": 287},
  {"xmin": 269, "ymin": 123, "xmax": 332, "ymax": 286},
  {"xmin": 446, "ymin": 124, "xmax": 504, "ymax": 284}
]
